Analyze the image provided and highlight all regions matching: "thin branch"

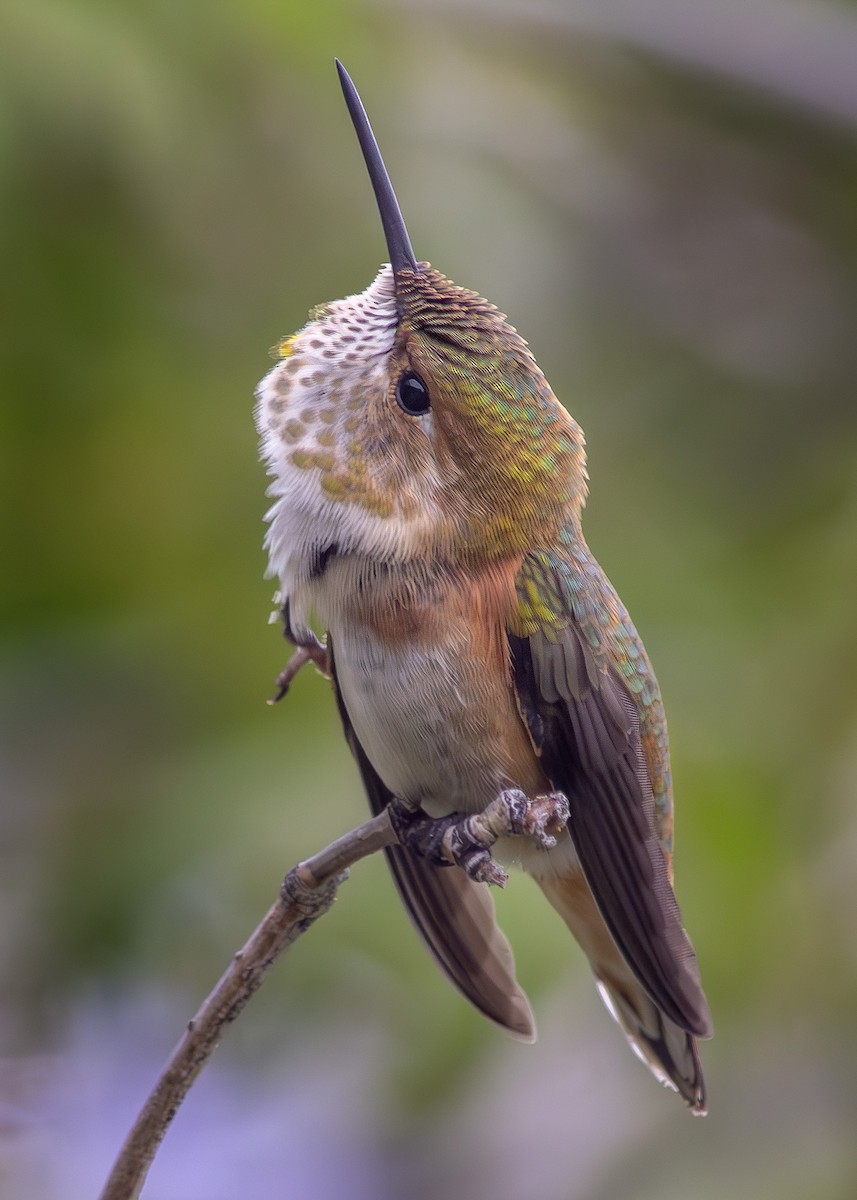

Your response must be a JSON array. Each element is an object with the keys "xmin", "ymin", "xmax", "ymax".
[
  {"xmin": 97, "ymin": 809, "xmax": 397, "ymax": 1200},
  {"xmin": 97, "ymin": 785, "xmax": 569, "ymax": 1200}
]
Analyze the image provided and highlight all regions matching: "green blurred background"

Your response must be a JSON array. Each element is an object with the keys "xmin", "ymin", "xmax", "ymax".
[{"xmin": 3, "ymin": 0, "xmax": 857, "ymax": 1196}]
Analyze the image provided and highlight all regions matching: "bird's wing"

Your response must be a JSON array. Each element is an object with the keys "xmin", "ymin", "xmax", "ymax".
[
  {"xmin": 509, "ymin": 549, "xmax": 712, "ymax": 1038},
  {"xmin": 328, "ymin": 638, "xmax": 536, "ymax": 1041}
]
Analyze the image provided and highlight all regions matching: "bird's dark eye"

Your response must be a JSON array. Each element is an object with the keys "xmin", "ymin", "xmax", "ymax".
[{"xmin": 395, "ymin": 370, "xmax": 431, "ymax": 416}]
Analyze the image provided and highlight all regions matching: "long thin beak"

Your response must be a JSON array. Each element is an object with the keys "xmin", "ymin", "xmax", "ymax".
[{"xmin": 335, "ymin": 59, "xmax": 419, "ymax": 276}]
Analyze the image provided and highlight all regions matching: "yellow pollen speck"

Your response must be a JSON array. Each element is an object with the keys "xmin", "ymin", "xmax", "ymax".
[{"xmin": 276, "ymin": 336, "xmax": 296, "ymax": 359}]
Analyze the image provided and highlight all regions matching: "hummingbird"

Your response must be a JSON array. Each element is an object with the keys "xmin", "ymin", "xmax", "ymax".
[{"xmin": 256, "ymin": 61, "xmax": 713, "ymax": 1111}]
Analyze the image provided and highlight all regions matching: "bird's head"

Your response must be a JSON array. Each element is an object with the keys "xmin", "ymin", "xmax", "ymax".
[{"xmin": 256, "ymin": 63, "xmax": 587, "ymax": 588}]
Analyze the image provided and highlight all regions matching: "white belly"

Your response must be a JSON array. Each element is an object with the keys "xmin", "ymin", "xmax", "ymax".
[{"xmin": 331, "ymin": 622, "xmax": 513, "ymax": 816}]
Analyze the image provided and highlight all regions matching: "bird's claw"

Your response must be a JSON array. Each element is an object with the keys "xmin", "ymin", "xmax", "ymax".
[
  {"xmin": 388, "ymin": 802, "xmax": 455, "ymax": 866},
  {"xmin": 444, "ymin": 827, "xmax": 510, "ymax": 887},
  {"xmin": 389, "ymin": 790, "xmax": 569, "ymax": 884},
  {"xmin": 389, "ymin": 802, "xmax": 510, "ymax": 887},
  {"xmin": 501, "ymin": 788, "xmax": 569, "ymax": 849},
  {"xmin": 267, "ymin": 603, "xmax": 329, "ymax": 703}
]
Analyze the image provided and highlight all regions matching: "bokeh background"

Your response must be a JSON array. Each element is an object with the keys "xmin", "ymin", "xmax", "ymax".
[{"xmin": 3, "ymin": 0, "xmax": 857, "ymax": 1196}]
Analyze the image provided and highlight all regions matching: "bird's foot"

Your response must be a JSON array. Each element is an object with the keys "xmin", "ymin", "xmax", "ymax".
[
  {"xmin": 389, "ymin": 789, "xmax": 570, "ymax": 888},
  {"xmin": 268, "ymin": 601, "xmax": 329, "ymax": 703},
  {"xmin": 386, "ymin": 801, "xmax": 506, "ymax": 888},
  {"xmin": 499, "ymin": 788, "xmax": 569, "ymax": 849},
  {"xmin": 389, "ymin": 803, "xmax": 509, "ymax": 887}
]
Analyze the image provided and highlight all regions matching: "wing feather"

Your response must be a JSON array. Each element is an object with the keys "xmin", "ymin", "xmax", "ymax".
[{"xmin": 510, "ymin": 557, "xmax": 712, "ymax": 1039}]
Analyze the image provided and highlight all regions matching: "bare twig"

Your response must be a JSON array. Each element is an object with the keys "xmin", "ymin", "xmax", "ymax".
[
  {"xmin": 98, "ymin": 786, "xmax": 568, "ymax": 1199},
  {"xmin": 97, "ymin": 808, "xmax": 396, "ymax": 1200}
]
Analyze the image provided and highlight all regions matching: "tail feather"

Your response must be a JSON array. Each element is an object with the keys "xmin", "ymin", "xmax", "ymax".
[
  {"xmin": 595, "ymin": 976, "xmax": 707, "ymax": 1113},
  {"xmin": 536, "ymin": 866, "xmax": 709, "ymax": 1113}
]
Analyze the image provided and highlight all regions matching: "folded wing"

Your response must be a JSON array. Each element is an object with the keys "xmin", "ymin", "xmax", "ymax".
[{"xmin": 509, "ymin": 554, "xmax": 712, "ymax": 1040}]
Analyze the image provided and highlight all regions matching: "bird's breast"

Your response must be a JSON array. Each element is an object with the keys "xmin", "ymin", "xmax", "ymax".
[{"xmin": 315, "ymin": 556, "xmax": 547, "ymax": 815}]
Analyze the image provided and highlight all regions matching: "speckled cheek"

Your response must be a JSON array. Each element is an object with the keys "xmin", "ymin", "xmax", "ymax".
[
  {"xmin": 260, "ymin": 345, "xmax": 332, "ymax": 441},
  {"xmin": 260, "ymin": 347, "xmax": 403, "ymax": 521}
]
